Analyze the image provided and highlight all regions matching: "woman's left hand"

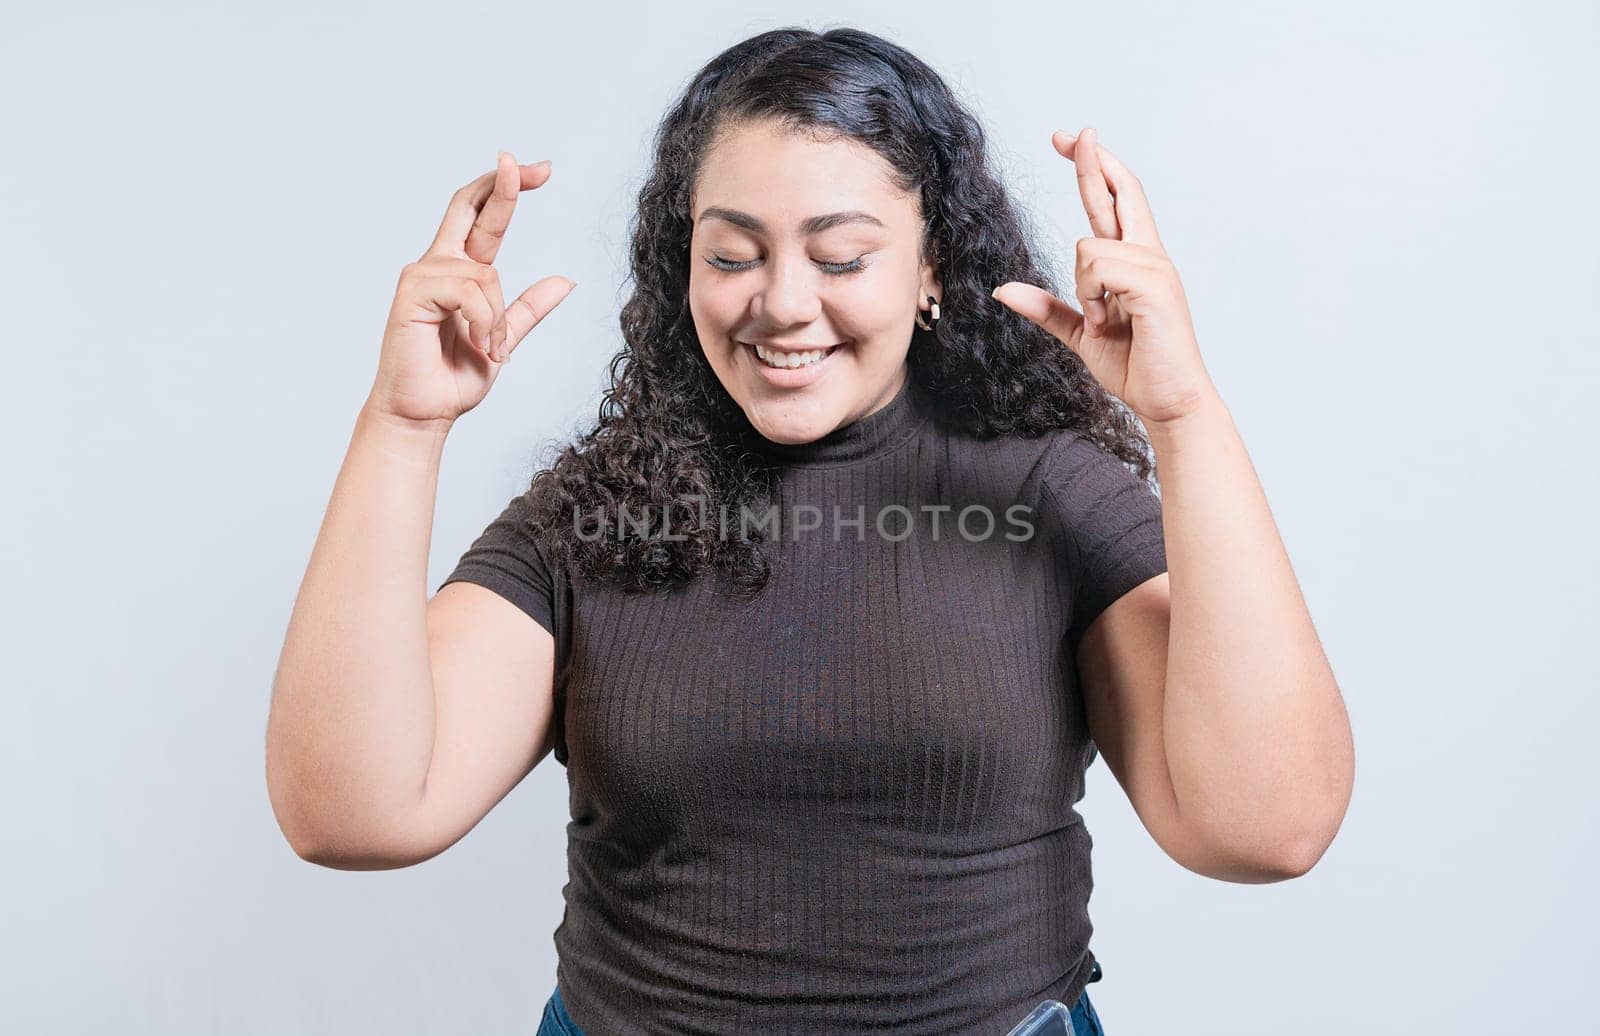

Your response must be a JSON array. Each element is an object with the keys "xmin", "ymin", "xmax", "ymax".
[{"xmin": 993, "ymin": 128, "xmax": 1217, "ymax": 427}]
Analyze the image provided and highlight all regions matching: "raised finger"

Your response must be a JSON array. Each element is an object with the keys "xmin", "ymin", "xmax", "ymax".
[
  {"xmin": 470, "ymin": 157, "xmax": 549, "ymax": 348},
  {"xmin": 1061, "ymin": 134, "xmax": 1163, "ymax": 251},
  {"xmin": 464, "ymin": 151, "xmax": 526, "ymax": 266},
  {"xmin": 425, "ymin": 156, "xmax": 553, "ymax": 261},
  {"xmin": 498, "ymin": 276, "xmax": 577, "ymax": 362},
  {"xmin": 1053, "ymin": 127, "xmax": 1120, "ymax": 240}
]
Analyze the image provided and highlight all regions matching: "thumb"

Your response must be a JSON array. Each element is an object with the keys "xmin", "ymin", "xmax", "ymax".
[{"xmin": 992, "ymin": 282, "xmax": 1085, "ymax": 349}]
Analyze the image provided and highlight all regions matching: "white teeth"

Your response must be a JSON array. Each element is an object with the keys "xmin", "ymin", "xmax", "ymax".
[{"xmin": 754, "ymin": 343, "xmax": 834, "ymax": 369}]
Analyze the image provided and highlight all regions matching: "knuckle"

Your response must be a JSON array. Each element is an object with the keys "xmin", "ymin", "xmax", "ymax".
[{"xmin": 398, "ymin": 262, "xmax": 431, "ymax": 291}]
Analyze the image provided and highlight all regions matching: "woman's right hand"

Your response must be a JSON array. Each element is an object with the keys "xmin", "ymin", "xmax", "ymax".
[{"xmin": 367, "ymin": 151, "xmax": 575, "ymax": 429}]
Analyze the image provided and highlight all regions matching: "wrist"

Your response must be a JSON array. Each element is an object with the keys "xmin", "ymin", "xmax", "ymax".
[
  {"xmin": 357, "ymin": 398, "xmax": 455, "ymax": 454},
  {"xmin": 1141, "ymin": 386, "xmax": 1232, "ymax": 451}
]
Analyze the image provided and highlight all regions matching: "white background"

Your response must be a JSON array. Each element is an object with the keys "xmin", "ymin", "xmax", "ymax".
[{"xmin": 4, "ymin": 0, "xmax": 1595, "ymax": 1032}]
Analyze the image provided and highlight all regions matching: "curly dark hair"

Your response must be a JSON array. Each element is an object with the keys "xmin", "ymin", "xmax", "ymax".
[{"xmin": 525, "ymin": 25, "xmax": 1157, "ymax": 598}]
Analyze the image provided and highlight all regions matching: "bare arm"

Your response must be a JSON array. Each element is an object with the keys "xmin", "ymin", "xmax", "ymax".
[
  {"xmin": 1075, "ymin": 396, "xmax": 1354, "ymax": 883},
  {"xmin": 264, "ymin": 403, "xmax": 453, "ymax": 866},
  {"xmin": 996, "ymin": 128, "xmax": 1352, "ymax": 882},
  {"xmin": 264, "ymin": 152, "xmax": 574, "ymax": 868},
  {"xmin": 265, "ymin": 401, "xmax": 560, "ymax": 870},
  {"xmin": 1144, "ymin": 395, "xmax": 1353, "ymax": 875}
]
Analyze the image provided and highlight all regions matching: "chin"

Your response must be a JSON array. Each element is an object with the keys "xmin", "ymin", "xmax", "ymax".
[{"xmin": 743, "ymin": 398, "xmax": 837, "ymax": 444}]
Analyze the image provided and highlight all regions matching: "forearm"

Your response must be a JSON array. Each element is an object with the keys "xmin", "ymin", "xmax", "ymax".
[
  {"xmin": 1147, "ymin": 390, "xmax": 1354, "ymax": 872},
  {"xmin": 265, "ymin": 399, "xmax": 452, "ymax": 859}
]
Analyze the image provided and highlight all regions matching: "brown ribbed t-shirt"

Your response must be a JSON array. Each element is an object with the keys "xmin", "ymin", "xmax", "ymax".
[{"xmin": 439, "ymin": 375, "xmax": 1167, "ymax": 1034}]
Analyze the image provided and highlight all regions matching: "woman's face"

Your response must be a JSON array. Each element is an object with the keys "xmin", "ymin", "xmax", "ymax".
[{"xmin": 688, "ymin": 118, "xmax": 940, "ymax": 445}]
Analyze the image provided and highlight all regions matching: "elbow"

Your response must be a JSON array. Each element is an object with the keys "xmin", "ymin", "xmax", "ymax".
[
  {"xmin": 1259, "ymin": 832, "xmax": 1330, "ymax": 881},
  {"xmin": 1180, "ymin": 716, "xmax": 1355, "ymax": 883},
  {"xmin": 287, "ymin": 836, "xmax": 437, "ymax": 871},
  {"xmin": 272, "ymin": 818, "xmax": 341, "ymax": 869},
  {"xmin": 1174, "ymin": 840, "xmax": 1309, "ymax": 884},
  {"xmin": 272, "ymin": 802, "xmax": 437, "ymax": 870},
  {"xmin": 1274, "ymin": 801, "xmax": 1352, "ymax": 879},
  {"xmin": 266, "ymin": 753, "xmax": 326, "ymax": 863},
  {"xmin": 1238, "ymin": 817, "xmax": 1346, "ymax": 882},
  {"xmin": 1173, "ymin": 811, "xmax": 1345, "ymax": 884},
  {"xmin": 1269, "ymin": 737, "xmax": 1356, "ymax": 880},
  {"xmin": 268, "ymin": 794, "xmax": 352, "ymax": 869},
  {"xmin": 265, "ymin": 760, "xmax": 433, "ymax": 871},
  {"xmin": 1179, "ymin": 834, "xmax": 1325, "ymax": 884},
  {"xmin": 283, "ymin": 830, "xmax": 340, "ymax": 868}
]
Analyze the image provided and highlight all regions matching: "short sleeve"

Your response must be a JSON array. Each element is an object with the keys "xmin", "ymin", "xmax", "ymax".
[
  {"xmin": 1043, "ymin": 435, "xmax": 1168, "ymax": 653},
  {"xmin": 437, "ymin": 488, "xmax": 557, "ymax": 637}
]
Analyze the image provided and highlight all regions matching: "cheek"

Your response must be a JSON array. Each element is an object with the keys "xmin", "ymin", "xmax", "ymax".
[
  {"xmin": 827, "ymin": 266, "xmax": 915, "ymax": 336},
  {"xmin": 689, "ymin": 274, "xmax": 749, "ymax": 333}
]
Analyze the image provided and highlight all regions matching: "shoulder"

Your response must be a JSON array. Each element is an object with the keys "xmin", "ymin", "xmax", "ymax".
[
  {"xmin": 1017, "ymin": 428, "xmax": 1165, "ymax": 574},
  {"xmin": 941, "ymin": 423, "xmax": 1153, "ymax": 509},
  {"xmin": 1035, "ymin": 428, "xmax": 1159, "ymax": 517},
  {"xmin": 931, "ymin": 419, "xmax": 1068, "ymax": 498},
  {"xmin": 925, "ymin": 424, "xmax": 1150, "ymax": 556}
]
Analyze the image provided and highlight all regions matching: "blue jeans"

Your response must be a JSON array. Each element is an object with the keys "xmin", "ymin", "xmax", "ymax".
[{"xmin": 537, "ymin": 983, "xmax": 1106, "ymax": 1035}]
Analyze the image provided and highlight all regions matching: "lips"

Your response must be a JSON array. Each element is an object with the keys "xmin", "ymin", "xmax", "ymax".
[{"xmin": 740, "ymin": 339, "xmax": 842, "ymax": 387}]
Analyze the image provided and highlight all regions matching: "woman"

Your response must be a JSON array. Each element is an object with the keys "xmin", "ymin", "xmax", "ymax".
[{"xmin": 265, "ymin": 26, "xmax": 1354, "ymax": 1036}]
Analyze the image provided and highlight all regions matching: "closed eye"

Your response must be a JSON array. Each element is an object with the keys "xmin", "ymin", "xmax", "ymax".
[
  {"xmin": 705, "ymin": 255, "xmax": 869, "ymax": 275},
  {"xmin": 818, "ymin": 256, "xmax": 868, "ymax": 275}
]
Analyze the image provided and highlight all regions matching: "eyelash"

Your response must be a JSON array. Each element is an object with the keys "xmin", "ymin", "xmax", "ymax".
[{"xmin": 705, "ymin": 255, "xmax": 868, "ymax": 275}]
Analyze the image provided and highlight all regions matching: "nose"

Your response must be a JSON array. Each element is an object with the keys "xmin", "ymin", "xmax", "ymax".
[{"xmin": 751, "ymin": 253, "xmax": 822, "ymax": 328}]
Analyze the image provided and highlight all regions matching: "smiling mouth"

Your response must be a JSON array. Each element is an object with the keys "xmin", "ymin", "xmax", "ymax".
[{"xmin": 747, "ymin": 342, "xmax": 842, "ymax": 369}]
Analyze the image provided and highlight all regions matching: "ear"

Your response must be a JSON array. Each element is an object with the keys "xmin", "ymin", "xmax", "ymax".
[{"xmin": 918, "ymin": 258, "xmax": 943, "ymax": 310}]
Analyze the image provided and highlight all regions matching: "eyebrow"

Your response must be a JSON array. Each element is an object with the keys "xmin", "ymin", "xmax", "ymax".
[{"xmin": 696, "ymin": 207, "xmax": 886, "ymax": 235}]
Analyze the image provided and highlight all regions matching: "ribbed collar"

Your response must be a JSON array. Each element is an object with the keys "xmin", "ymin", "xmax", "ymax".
[{"xmin": 739, "ymin": 373, "xmax": 931, "ymax": 469}]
